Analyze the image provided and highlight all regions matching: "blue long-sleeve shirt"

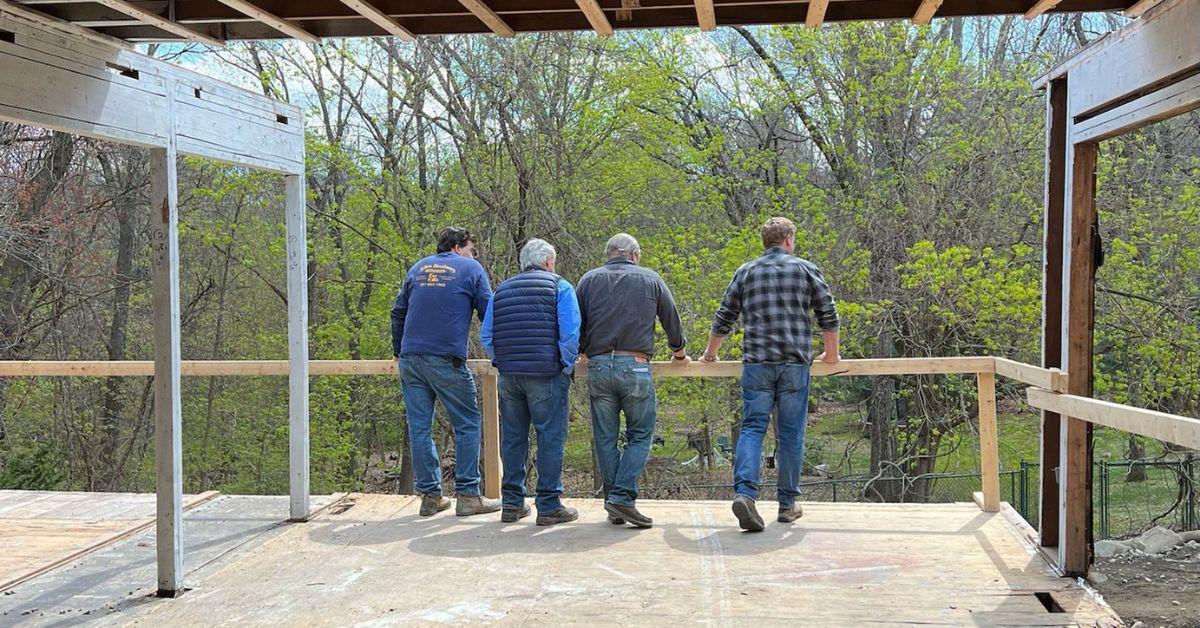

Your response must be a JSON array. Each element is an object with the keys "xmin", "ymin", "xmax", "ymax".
[
  {"xmin": 481, "ymin": 278, "xmax": 580, "ymax": 374},
  {"xmin": 391, "ymin": 252, "xmax": 492, "ymax": 359}
]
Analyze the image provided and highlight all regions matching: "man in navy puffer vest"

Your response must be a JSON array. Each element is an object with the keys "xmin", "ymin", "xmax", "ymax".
[{"xmin": 481, "ymin": 239, "xmax": 581, "ymax": 526}]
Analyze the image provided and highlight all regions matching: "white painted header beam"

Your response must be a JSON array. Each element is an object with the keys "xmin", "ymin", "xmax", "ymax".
[{"xmin": 0, "ymin": 4, "xmax": 304, "ymax": 174}]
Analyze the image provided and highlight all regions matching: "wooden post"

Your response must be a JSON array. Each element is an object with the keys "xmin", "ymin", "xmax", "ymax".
[
  {"xmin": 1060, "ymin": 140, "xmax": 1099, "ymax": 576},
  {"xmin": 977, "ymin": 371, "xmax": 1000, "ymax": 512},
  {"xmin": 285, "ymin": 173, "xmax": 310, "ymax": 522},
  {"xmin": 480, "ymin": 369, "xmax": 501, "ymax": 499},
  {"xmin": 150, "ymin": 82, "xmax": 183, "ymax": 598},
  {"xmin": 1040, "ymin": 76, "xmax": 1068, "ymax": 549}
]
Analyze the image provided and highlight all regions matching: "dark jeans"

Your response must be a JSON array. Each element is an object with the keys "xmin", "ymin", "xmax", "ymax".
[
  {"xmin": 399, "ymin": 354, "xmax": 482, "ymax": 497},
  {"xmin": 735, "ymin": 362, "xmax": 811, "ymax": 507},
  {"xmin": 588, "ymin": 354, "xmax": 656, "ymax": 506},
  {"xmin": 498, "ymin": 373, "xmax": 571, "ymax": 514}
]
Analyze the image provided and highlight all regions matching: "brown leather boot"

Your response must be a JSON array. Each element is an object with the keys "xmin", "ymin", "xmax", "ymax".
[
  {"xmin": 419, "ymin": 494, "xmax": 451, "ymax": 517},
  {"xmin": 456, "ymin": 494, "xmax": 502, "ymax": 517},
  {"xmin": 732, "ymin": 495, "xmax": 765, "ymax": 532},
  {"xmin": 778, "ymin": 502, "xmax": 804, "ymax": 523}
]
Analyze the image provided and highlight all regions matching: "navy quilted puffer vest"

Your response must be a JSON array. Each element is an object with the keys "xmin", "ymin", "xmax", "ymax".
[{"xmin": 491, "ymin": 268, "xmax": 560, "ymax": 377}]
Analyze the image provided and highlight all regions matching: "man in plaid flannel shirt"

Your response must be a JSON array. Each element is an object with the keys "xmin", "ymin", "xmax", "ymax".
[{"xmin": 701, "ymin": 217, "xmax": 841, "ymax": 532}]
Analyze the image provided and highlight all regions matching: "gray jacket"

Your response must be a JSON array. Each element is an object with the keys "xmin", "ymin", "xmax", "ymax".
[{"xmin": 576, "ymin": 257, "xmax": 686, "ymax": 357}]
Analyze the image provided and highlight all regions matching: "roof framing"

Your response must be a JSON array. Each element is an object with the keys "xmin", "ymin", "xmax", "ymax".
[{"xmin": 7, "ymin": 0, "xmax": 1140, "ymax": 42}]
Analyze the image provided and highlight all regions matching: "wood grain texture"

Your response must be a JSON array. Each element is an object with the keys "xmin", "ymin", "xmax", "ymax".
[{"xmin": 977, "ymin": 372, "xmax": 1000, "ymax": 512}]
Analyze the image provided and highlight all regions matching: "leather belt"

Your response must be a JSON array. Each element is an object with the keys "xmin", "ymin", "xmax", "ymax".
[{"xmin": 609, "ymin": 350, "xmax": 650, "ymax": 362}]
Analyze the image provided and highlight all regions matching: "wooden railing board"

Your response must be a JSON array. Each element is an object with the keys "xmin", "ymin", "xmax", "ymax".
[{"xmin": 1027, "ymin": 388, "xmax": 1200, "ymax": 450}]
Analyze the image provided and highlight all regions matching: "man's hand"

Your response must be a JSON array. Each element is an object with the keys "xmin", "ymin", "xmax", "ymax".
[
  {"xmin": 670, "ymin": 353, "xmax": 691, "ymax": 366},
  {"xmin": 577, "ymin": 354, "xmax": 588, "ymax": 367},
  {"xmin": 700, "ymin": 353, "xmax": 718, "ymax": 363},
  {"xmin": 815, "ymin": 351, "xmax": 840, "ymax": 364}
]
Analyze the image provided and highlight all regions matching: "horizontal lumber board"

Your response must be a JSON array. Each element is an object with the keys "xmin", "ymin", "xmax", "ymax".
[
  {"xmin": 0, "ymin": 356, "xmax": 997, "ymax": 378},
  {"xmin": 993, "ymin": 358, "xmax": 1067, "ymax": 392},
  {"xmin": 0, "ymin": 8, "xmax": 303, "ymax": 174},
  {"xmin": 1070, "ymin": 71, "xmax": 1200, "ymax": 143},
  {"xmin": 1027, "ymin": 388, "xmax": 1200, "ymax": 450}
]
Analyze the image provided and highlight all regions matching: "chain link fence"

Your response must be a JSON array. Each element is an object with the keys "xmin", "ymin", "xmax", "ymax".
[{"xmin": 618, "ymin": 456, "xmax": 1198, "ymax": 540}]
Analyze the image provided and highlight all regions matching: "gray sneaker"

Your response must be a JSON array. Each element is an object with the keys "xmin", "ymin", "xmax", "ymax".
[
  {"xmin": 732, "ymin": 495, "xmax": 765, "ymax": 532},
  {"xmin": 778, "ymin": 503, "xmax": 803, "ymax": 523},
  {"xmin": 456, "ymin": 494, "xmax": 502, "ymax": 517},
  {"xmin": 536, "ymin": 507, "xmax": 579, "ymax": 527},
  {"xmin": 419, "ymin": 494, "xmax": 451, "ymax": 517}
]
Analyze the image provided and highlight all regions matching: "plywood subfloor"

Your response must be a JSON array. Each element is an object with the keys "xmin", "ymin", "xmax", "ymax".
[
  {"xmin": 0, "ymin": 491, "xmax": 182, "ymax": 589},
  {"xmin": 106, "ymin": 495, "xmax": 1118, "ymax": 627}
]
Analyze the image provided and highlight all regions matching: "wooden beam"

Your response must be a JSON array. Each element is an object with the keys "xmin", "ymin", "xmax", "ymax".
[
  {"xmin": 575, "ymin": 0, "xmax": 613, "ymax": 36},
  {"xmin": 993, "ymin": 358, "xmax": 1067, "ymax": 392},
  {"xmin": 1124, "ymin": 0, "xmax": 1162, "ymax": 16},
  {"xmin": 977, "ymin": 372, "xmax": 1001, "ymax": 512},
  {"xmin": 1039, "ymin": 76, "xmax": 1068, "ymax": 550},
  {"xmin": 1028, "ymin": 389, "xmax": 1200, "ymax": 450},
  {"xmin": 91, "ymin": 0, "xmax": 225, "ymax": 47},
  {"xmin": 480, "ymin": 370, "xmax": 502, "ymax": 499},
  {"xmin": 149, "ymin": 86, "xmax": 184, "ymax": 596},
  {"xmin": 912, "ymin": 0, "xmax": 943, "ymax": 23},
  {"xmin": 1071, "ymin": 72, "xmax": 1200, "ymax": 144},
  {"xmin": 456, "ymin": 0, "xmax": 514, "ymax": 36},
  {"xmin": 0, "ymin": 10, "xmax": 304, "ymax": 174},
  {"xmin": 335, "ymin": 0, "xmax": 416, "ymax": 40},
  {"xmin": 1059, "ymin": 140, "xmax": 1098, "ymax": 577},
  {"xmin": 695, "ymin": 0, "xmax": 716, "ymax": 30},
  {"xmin": 213, "ymin": 0, "xmax": 320, "ymax": 43},
  {"xmin": 285, "ymin": 173, "xmax": 310, "ymax": 522},
  {"xmin": 1024, "ymin": 0, "xmax": 1064, "ymax": 18},
  {"xmin": 805, "ymin": 0, "xmax": 829, "ymax": 28},
  {"xmin": 0, "ymin": 356, "xmax": 1000, "ymax": 378}
]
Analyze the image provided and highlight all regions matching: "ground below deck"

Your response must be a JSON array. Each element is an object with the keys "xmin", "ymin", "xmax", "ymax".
[{"xmin": 1, "ymin": 492, "xmax": 1119, "ymax": 626}]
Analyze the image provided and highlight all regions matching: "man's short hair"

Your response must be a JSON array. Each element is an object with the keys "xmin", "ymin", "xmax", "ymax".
[
  {"xmin": 761, "ymin": 217, "xmax": 796, "ymax": 248},
  {"xmin": 436, "ymin": 227, "xmax": 474, "ymax": 253},
  {"xmin": 519, "ymin": 238, "xmax": 556, "ymax": 270},
  {"xmin": 605, "ymin": 233, "xmax": 640, "ymax": 258}
]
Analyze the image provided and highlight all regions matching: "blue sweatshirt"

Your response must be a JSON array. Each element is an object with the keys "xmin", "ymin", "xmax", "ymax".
[
  {"xmin": 391, "ymin": 252, "xmax": 493, "ymax": 359},
  {"xmin": 480, "ymin": 277, "xmax": 581, "ymax": 374}
]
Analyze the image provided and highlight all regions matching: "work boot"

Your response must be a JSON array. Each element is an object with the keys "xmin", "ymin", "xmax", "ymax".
[
  {"xmin": 607, "ymin": 514, "xmax": 626, "ymax": 525},
  {"xmin": 419, "ymin": 494, "xmax": 451, "ymax": 517},
  {"xmin": 501, "ymin": 503, "xmax": 531, "ymax": 523},
  {"xmin": 604, "ymin": 502, "xmax": 652, "ymax": 529},
  {"xmin": 778, "ymin": 502, "xmax": 804, "ymax": 523},
  {"xmin": 536, "ymin": 506, "xmax": 579, "ymax": 527},
  {"xmin": 456, "ymin": 494, "xmax": 502, "ymax": 517},
  {"xmin": 732, "ymin": 495, "xmax": 765, "ymax": 532}
]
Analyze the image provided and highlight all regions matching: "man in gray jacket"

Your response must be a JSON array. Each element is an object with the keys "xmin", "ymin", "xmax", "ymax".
[{"xmin": 576, "ymin": 233, "xmax": 689, "ymax": 528}]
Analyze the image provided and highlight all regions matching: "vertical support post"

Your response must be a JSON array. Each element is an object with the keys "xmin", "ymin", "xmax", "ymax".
[
  {"xmin": 150, "ymin": 81, "xmax": 183, "ymax": 598},
  {"xmin": 480, "ymin": 367, "xmax": 501, "ymax": 499},
  {"xmin": 977, "ymin": 371, "xmax": 1000, "ymax": 512},
  {"xmin": 1040, "ymin": 76, "xmax": 1068, "ymax": 549},
  {"xmin": 1060, "ymin": 140, "xmax": 1098, "ymax": 576},
  {"xmin": 285, "ymin": 173, "xmax": 310, "ymax": 522}
]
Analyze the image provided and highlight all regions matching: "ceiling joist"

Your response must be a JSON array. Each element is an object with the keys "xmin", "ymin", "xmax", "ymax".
[
  {"xmin": 575, "ymin": 0, "xmax": 614, "ymax": 36},
  {"xmin": 695, "ymin": 0, "xmax": 716, "ymax": 31},
  {"xmin": 913, "ymin": 0, "xmax": 944, "ymax": 24},
  {"xmin": 1123, "ymin": 0, "xmax": 1162, "ymax": 16},
  {"xmin": 91, "ymin": 0, "xmax": 225, "ymax": 47},
  {"xmin": 336, "ymin": 0, "xmax": 415, "ymax": 41},
  {"xmin": 213, "ymin": 0, "xmax": 319, "ymax": 43},
  {"xmin": 1024, "ymin": 0, "xmax": 1064, "ymax": 18},
  {"xmin": 806, "ymin": 0, "xmax": 829, "ymax": 28},
  {"xmin": 457, "ymin": 0, "xmax": 514, "ymax": 37}
]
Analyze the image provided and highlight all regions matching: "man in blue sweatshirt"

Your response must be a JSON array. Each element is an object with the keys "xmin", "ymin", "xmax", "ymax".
[
  {"xmin": 391, "ymin": 227, "xmax": 500, "ymax": 517},
  {"xmin": 481, "ymin": 239, "xmax": 581, "ymax": 527}
]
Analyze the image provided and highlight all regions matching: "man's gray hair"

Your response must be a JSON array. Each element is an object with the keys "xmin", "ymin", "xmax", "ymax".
[
  {"xmin": 519, "ymin": 238, "xmax": 556, "ymax": 270},
  {"xmin": 605, "ymin": 233, "xmax": 640, "ymax": 258}
]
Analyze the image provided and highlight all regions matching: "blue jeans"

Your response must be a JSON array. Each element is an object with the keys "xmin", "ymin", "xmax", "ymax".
[
  {"xmin": 399, "ymin": 354, "xmax": 483, "ymax": 497},
  {"xmin": 588, "ymin": 355, "xmax": 656, "ymax": 507},
  {"xmin": 499, "ymin": 373, "xmax": 570, "ymax": 514},
  {"xmin": 735, "ymin": 362, "xmax": 811, "ymax": 507}
]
